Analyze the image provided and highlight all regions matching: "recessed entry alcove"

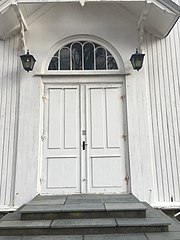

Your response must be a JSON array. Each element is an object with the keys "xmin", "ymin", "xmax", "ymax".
[{"xmin": 41, "ymin": 36, "xmax": 127, "ymax": 195}]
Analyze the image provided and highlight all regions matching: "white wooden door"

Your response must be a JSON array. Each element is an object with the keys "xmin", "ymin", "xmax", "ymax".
[
  {"xmin": 41, "ymin": 85, "xmax": 81, "ymax": 194},
  {"xmin": 85, "ymin": 84, "xmax": 126, "ymax": 193},
  {"xmin": 41, "ymin": 83, "xmax": 126, "ymax": 194}
]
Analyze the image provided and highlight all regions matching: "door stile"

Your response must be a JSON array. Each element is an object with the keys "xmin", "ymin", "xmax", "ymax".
[{"xmin": 80, "ymin": 84, "xmax": 87, "ymax": 193}]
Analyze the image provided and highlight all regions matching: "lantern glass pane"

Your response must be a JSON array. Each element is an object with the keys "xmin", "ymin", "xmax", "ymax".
[{"xmin": 130, "ymin": 52, "xmax": 145, "ymax": 70}]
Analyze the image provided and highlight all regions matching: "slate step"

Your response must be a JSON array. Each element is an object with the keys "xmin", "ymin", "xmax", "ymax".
[
  {"xmin": 20, "ymin": 194, "xmax": 147, "ymax": 220},
  {"xmin": 20, "ymin": 202, "xmax": 147, "ymax": 220},
  {"xmin": 0, "ymin": 217, "xmax": 171, "ymax": 236}
]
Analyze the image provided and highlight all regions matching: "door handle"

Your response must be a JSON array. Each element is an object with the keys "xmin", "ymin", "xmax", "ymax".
[{"xmin": 82, "ymin": 141, "xmax": 86, "ymax": 150}]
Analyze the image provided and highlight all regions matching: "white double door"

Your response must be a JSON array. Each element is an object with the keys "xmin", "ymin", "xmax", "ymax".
[{"xmin": 41, "ymin": 83, "xmax": 127, "ymax": 194}]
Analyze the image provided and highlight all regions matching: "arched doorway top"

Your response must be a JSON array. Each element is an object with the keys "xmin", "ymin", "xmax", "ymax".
[{"xmin": 42, "ymin": 35, "xmax": 125, "ymax": 74}]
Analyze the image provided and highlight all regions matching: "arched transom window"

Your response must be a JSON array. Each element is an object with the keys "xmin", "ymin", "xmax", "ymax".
[{"xmin": 48, "ymin": 41, "xmax": 118, "ymax": 71}]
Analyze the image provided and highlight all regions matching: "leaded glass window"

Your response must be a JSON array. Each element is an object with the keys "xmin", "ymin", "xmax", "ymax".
[{"xmin": 48, "ymin": 41, "xmax": 118, "ymax": 70}]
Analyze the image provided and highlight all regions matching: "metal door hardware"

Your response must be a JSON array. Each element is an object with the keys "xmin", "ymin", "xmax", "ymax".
[
  {"xmin": 82, "ymin": 141, "xmax": 86, "ymax": 150},
  {"xmin": 82, "ymin": 141, "xmax": 88, "ymax": 150}
]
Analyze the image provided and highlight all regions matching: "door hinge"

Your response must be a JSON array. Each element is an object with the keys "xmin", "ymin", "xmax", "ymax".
[
  {"xmin": 125, "ymin": 176, "xmax": 129, "ymax": 185},
  {"xmin": 122, "ymin": 134, "xmax": 128, "ymax": 141},
  {"xmin": 120, "ymin": 95, "xmax": 126, "ymax": 102},
  {"xmin": 40, "ymin": 178, "xmax": 44, "ymax": 184},
  {"xmin": 41, "ymin": 134, "xmax": 46, "ymax": 141},
  {"xmin": 42, "ymin": 95, "xmax": 48, "ymax": 101}
]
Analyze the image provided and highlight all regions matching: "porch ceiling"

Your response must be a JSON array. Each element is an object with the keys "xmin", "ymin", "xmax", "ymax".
[{"xmin": 0, "ymin": 0, "xmax": 179, "ymax": 40}]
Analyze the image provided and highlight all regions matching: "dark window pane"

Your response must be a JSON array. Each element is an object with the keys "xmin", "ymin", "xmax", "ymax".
[
  {"xmin": 107, "ymin": 50, "xmax": 111, "ymax": 57},
  {"xmin": 60, "ymin": 48, "xmax": 70, "ymax": 70},
  {"xmin": 72, "ymin": 43, "xmax": 82, "ymax": 70},
  {"xmin": 48, "ymin": 57, "xmax": 58, "ymax": 70},
  {"xmin": 96, "ymin": 48, "xmax": 106, "ymax": 70},
  {"xmin": 84, "ymin": 43, "xmax": 94, "ymax": 70},
  {"xmin": 54, "ymin": 51, "xmax": 59, "ymax": 57},
  {"xmin": 107, "ymin": 56, "xmax": 118, "ymax": 69}
]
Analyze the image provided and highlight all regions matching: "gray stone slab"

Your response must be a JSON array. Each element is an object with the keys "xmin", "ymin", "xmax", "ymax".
[
  {"xmin": 51, "ymin": 218, "xmax": 117, "ymax": 228},
  {"xmin": 102, "ymin": 194, "xmax": 137, "ymax": 199},
  {"xmin": 85, "ymin": 234, "xmax": 148, "ymax": 240},
  {"xmin": 0, "ymin": 220, "xmax": 51, "ymax": 229},
  {"xmin": 33, "ymin": 195, "xmax": 68, "ymax": 200},
  {"xmin": 116, "ymin": 217, "xmax": 171, "ymax": 227},
  {"xmin": 146, "ymin": 232, "xmax": 180, "ymax": 239},
  {"xmin": 0, "ymin": 237, "xmax": 21, "ymax": 240},
  {"xmin": 0, "ymin": 212, "xmax": 19, "ymax": 222},
  {"xmin": 1, "ymin": 205, "xmax": 25, "ymax": 221},
  {"xmin": 105, "ymin": 202, "xmax": 147, "ymax": 211},
  {"xmin": 67, "ymin": 194, "xmax": 139, "ymax": 203},
  {"xmin": 21, "ymin": 236, "xmax": 83, "ymax": 240},
  {"xmin": 168, "ymin": 217, "xmax": 180, "ymax": 232},
  {"xmin": 20, "ymin": 204, "xmax": 63, "ymax": 213},
  {"xmin": 142, "ymin": 202, "xmax": 173, "ymax": 220},
  {"xmin": 67, "ymin": 194, "xmax": 134, "ymax": 200},
  {"xmin": 65, "ymin": 199, "xmax": 103, "ymax": 204},
  {"xmin": 62, "ymin": 203, "xmax": 105, "ymax": 212},
  {"xmin": 28, "ymin": 199, "xmax": 66, "ymax": 205},
  {"xmin": 67, "ymin": 195, "xmax": 104, "ymax": 200},
  {"xmin": 28, "ymin": 196, "xmax": 66, "ymax": 205},
  {"xmin": 142, "ymin": 202, "xmax": 166, "ymax": 218},
  {"xmin": 103, "ymin": 198, "xmax": 140, "ymax": 203}
]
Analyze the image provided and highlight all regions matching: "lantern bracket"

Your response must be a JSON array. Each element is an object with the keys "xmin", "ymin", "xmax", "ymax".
[
  {"xmin": 138, "ymin": 3, "xmax": 151, "ymax": 50},
  {"xmin": 12, "ymin": 2, "xmax": 28, "ymax": 52},
  {"xmin": 79, "ymin": 0, "xmax": 86, "ymax": 7}
]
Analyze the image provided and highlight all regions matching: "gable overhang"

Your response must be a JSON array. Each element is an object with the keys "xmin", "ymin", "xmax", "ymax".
[{"xmin": 0, "ymin": 0, "xmax": 179, "ymax": 40}]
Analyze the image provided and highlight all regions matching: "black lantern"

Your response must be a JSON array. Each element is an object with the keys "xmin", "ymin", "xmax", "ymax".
[
  {"xmin": 130, "ymin": 49, "xmax": 145, "ymax": 71},
  {"xmin": 20, "ymin": 50, "xmax": 36, "ymax": 72}
]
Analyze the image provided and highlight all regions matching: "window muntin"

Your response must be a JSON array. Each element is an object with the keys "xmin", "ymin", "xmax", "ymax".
[{"xmin": 48, "ymin": 41, "xmax": 118, "ymax": 71}]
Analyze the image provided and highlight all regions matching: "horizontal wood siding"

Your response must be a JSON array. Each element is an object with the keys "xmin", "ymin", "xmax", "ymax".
[
  {"xmin": 0, "ymin": 35, "xmax": 20, "ymax": 207},
  {"xmin": 144, "ymin": 8, "xmax": 180, "ymax": 203}
]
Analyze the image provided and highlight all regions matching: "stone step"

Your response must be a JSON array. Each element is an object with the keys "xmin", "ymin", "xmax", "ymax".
[
  {"xmin": 20, "ymin": 202, "xmax": 147, "ymax": 220},
  {"xmin": 0, "ymin": 217, "xmax": 171, "ymax": 236},
  {"xmin": 20, "ymin": 194, "xmax": 147, "ymax": 220}
]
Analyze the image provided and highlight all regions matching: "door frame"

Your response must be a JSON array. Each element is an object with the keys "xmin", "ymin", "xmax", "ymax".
[{"xmin": 39, "ymin": 75, "xmax": 131, "ymax": 195}]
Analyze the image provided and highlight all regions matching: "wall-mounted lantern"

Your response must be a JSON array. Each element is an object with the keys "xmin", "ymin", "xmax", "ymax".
[
  {"xmin": 20, "ymin": 50, "xmax": 36, "ymax": 72},
  {"xmin": 130, "ymin": 49, "xmax": 145, "ymax": 71}
]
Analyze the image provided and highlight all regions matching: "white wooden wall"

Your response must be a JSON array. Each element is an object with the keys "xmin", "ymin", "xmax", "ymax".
[
  {"xmin": 144, "ymin": 2, "xmax": 180, "ymax": 203},
  {"xmin": 0, "ymin": 35, "xmax": 20, "ymax": 208}
]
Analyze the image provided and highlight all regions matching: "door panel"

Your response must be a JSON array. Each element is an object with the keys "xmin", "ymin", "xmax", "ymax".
[
  {"xmin": 64, "ymin": 89, "xmax": 78, "ymax": 149},
  {"xmin": 48, "ymin": 89, "xmax": 61, "ymax": 149},
  {"xmin": 91, "ymin": 157, "xmax": 124, "ymax": 187},
  {"xmin": 86, "ymin": 84, "xmax": 126, "ymax": 193},
  {"xmin": 42, "ymin": 85, "xmax": 80, "ymax": 194},
  {"xmin": 90, "ymin": 88, "xmax": 105, "ymax": 149},
  {"xmin": 47, "ymin": 157, "xmax": 78, "ymax": 188}
]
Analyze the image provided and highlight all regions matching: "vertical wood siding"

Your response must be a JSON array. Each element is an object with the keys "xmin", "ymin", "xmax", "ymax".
[
  {"xmin": 0, "ymin": 35, "xmax": 20, "ymax": 207},
  {"xmin": 144, "ymin": 3, "xmax": 180, "ymax": 202}
]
